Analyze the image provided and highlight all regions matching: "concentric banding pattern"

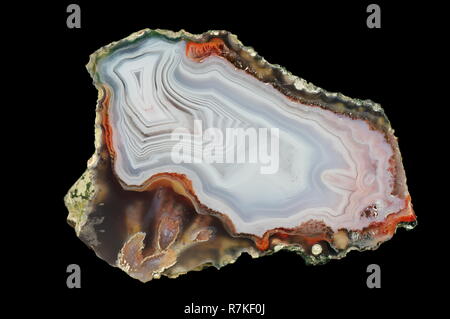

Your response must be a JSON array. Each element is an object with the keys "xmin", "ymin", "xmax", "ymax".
[{"xmin": 97, "ymin": 36, "xmax": 404, "ymax": 236}]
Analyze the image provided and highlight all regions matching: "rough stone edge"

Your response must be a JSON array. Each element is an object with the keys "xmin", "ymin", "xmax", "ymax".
[{"xmin": 64, "ymin": 88, "xmax": 104, "ymax": 235}]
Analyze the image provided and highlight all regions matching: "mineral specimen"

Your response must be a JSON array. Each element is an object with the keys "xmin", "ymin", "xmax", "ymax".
[{"xmin": 65, "ymin": 29, "xmax": 416, "ymax": 282}]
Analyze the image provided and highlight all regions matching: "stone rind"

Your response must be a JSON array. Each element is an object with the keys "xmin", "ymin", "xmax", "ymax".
[{"xmin": 64, "ymin": 86, "xmax": 106, "ymax": 240}]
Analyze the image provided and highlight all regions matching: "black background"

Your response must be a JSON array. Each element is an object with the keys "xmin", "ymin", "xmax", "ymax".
[{"xmin": 30, "ymin": 0, "xmax": 439, "ymax": 316}]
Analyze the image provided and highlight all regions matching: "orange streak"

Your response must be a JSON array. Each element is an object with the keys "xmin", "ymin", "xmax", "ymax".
[
  {"xmin": 185, "ymin": 38, "xmax": 226, "ymax": 62},
  {"xmin": 366, "ymin": 195, "xmax": 416, "ymax": 237},
  {"xmin": 255, "ymin": 236, "xmax": 270, "ymax": 251},
  {"xmin": 101, "ymin": 88, "xmax": 115, "ymax": 157}
]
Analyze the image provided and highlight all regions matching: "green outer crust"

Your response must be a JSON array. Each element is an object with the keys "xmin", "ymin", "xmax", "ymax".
[
  {"xmin": 64, "ymin": 83, "xmax": 105, "ymax": 237},
  {"xmin": 65, "ymin": 170, "xmax": 94, "ymax": 233}
]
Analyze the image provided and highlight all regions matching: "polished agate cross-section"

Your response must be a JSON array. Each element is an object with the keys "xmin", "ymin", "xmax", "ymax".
[{"xmin": 65, "ymin": 29, "xmax": 415, "ymax": 282}]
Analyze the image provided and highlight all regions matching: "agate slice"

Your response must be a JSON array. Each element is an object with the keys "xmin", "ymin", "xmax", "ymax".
[{"xmin": 65, "ymin": 29, "xmax": 416, "ymax": 282}]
